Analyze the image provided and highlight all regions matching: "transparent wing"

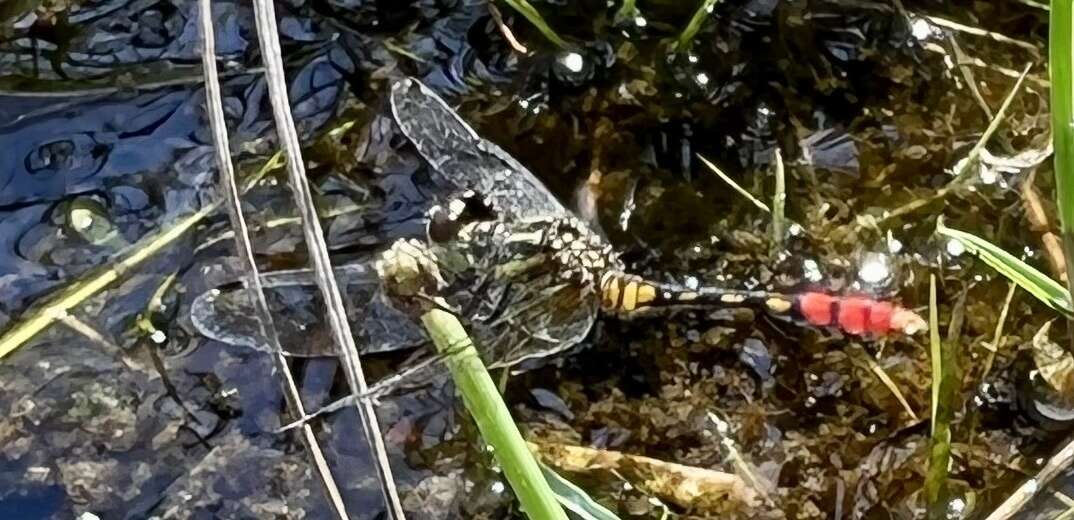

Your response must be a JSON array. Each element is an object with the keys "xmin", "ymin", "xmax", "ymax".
[
  {"xmin": 189, "ymin": 262, "xmax": 427, "ymax": 357},
  {"xmin": 389, "ymin": 77, "xmax": 572, "ymax": 221}
]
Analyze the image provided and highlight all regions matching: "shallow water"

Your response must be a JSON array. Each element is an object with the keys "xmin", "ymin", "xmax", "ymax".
[{"xmin": 0, "ymin": 0, "xmax": 1068, "ymax": 518}]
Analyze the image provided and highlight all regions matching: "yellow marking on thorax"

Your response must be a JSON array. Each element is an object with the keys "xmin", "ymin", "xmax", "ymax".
[
  {"xmin": 602, "ymin": 274, "xmax": 621, "ymax": 310},
  {"xmin": 620, "ymin": 280, "xmax": 639, "ymax": 311}
]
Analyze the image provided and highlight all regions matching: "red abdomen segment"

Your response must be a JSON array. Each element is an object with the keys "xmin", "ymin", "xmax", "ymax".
[{"xmin": 795, "ymin": 292, "xmax": 925, "ymax": 336}]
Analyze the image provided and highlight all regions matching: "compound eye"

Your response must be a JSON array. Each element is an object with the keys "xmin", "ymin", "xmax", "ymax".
[
  {"xmin": 425, "ymin": 205, "xmax": 458, "ymax": 243},
  {"xmin": 453, "ymin": 191, "xmax": 497, "ymax": 222},
  {"xmin": 426, "ymin": 191, "xmax": 500, "ymax": 243}
]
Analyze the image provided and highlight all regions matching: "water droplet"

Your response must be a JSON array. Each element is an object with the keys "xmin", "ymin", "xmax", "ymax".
[
  {"xmin": 910, "ymin": 18, "xmax": 934, "ymax": 41},
  {"xmin": 858, "ymin": 254, "xmax": 891, "ymax": 284},
  {"xmin": 69, "ymin": 208, "xmax": 95, "ymax": 231},
  {"xmin": 945, "ymin": 239, "xmax": 966, "ymax": 257},
  {"xmin": 948, "ymin": 497, "xmax": 966, "ymax": 517},
  {"xmin": 560, "ymin": 52, "xmax": 585, "ymax": 73}
]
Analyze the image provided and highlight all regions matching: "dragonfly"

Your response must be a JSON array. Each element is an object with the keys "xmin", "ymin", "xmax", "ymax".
[{"xmin": 190, "ymin": 77, "xmax": 926, "ymax": 396}]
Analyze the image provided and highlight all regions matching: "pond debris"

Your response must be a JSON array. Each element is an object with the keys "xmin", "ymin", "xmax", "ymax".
[
  {"xmin": 984, "ymin": 438, "xmax": 1074, "ymax": 520},
  {"xmin": 488, "ymin": 3, "xmax": 529, "ymax": 55},
  {"xmin": 1021, "ymin": 168, "xmax": 1068, "ymax": 283},
  {"xmin": 530, "ymin": 440, "xmax": 760, "ymax": 513},
  {"xmin": 1028, "ymin": 321, "xmax": 1074, "ymax": 413},
  {"xmin": 980, "ymin": 282, "xmax": 1018, "ymax": 381},
  {"xmin": 877, "ymin": 63, "xmax": 1033, "ymax": 225},
  {"xmin": 852, "ymin": 347, "xmax": 920, "ymax": 422}
]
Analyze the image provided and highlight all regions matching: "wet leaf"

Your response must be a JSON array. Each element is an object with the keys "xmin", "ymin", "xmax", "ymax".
[{"xmin": 1031, "ymin": 320, "xmax": 1074, "ymax": 400}]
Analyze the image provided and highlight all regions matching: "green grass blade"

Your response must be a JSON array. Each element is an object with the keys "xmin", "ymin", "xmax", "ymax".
[
  {"xmin": 614, "ymin": 0, "xmax": 639, "ymax": 23},
  {"xmin": 936, "ymin": 219, "xmax": 1074, "ymax": 317},
  {"xmin": 925, "ymin": 275, "xmax": 955, "ymax": 518},
  {"xmin": 676, "ymin": 0, "xmax": 720, "ymax": 52},
  {"xmin": 540, "ymin": 464, "xmax": 623, "ymax": 520},
  {"xmin": 1050, "ymin": 0, "xmax": 1074, "ymax": 309},
  {"xmin": 501, "ymin": 0, "xmax": 566, "ymax": 49},
  {"xmin": 421, "ymin": 309, "xmax": 568, "ymax": 520}
]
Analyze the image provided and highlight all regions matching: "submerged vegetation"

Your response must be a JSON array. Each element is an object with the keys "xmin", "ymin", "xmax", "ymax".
[{"xmin": 1, "ymin": 0, "xmax": 1074, "ymax": 519}]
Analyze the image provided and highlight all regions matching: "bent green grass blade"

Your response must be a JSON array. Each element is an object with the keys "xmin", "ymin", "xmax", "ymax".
[
  {"xmin": 421, "ymin": 309, "xmax": 568, "ymax": 520},
  {"xmin": 540, "ymin": 464, "xmax": 623, "ymax": 520},
  {"xmin": 936, "ymin": 219, "xmax": 1074, "ymax": 317},
  {"xmin": 501, "ymin": 0, "xmax": 566, "ymax": 49},
  {"xmin": 676, "ymin": 0, "xmax": 720, "ymax": 52}
]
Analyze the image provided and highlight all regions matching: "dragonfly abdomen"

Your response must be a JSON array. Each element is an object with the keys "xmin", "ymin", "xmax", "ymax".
[
  {"xmin": 599, "ymin": 272, "xmax": 925, "ymax": 336},
  {"xmin": 794, "ymin": 292, "xmax": 925, "ymax": 336}
]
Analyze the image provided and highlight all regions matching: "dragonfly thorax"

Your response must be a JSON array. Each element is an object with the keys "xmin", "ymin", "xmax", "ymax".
[{"xmin": 454, "ymin": 215, "xmax": 621, "ymax": 291}]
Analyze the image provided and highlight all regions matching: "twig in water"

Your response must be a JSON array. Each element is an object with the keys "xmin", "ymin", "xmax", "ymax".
[
  {"xmin": 877, "ymin": 64, "xmax": 1032, "ymax": 225},
  {"xmin": 489, "ymin": 3, "xmax": 529, "ymax": 54},
  {"xmin": 772, "ymin": 148, "xmax": 786, "ymax": 247},
  {"xmin": 698, "ymin": 154, "xmax": 770, "ymax": 213},
  {"xmin": 1021, "ymin": 169, "xmax": 1069, "ymax": 283},
  {"xmin": 855, "ymin": 349, "xmax": 920, "ymax": 422},
  {"xmin": 198, "ymin": 2, "xmax": 350, "ymax": 517},
  {"xmin": 980, "ymin": 282, "xmax": 1018, "ymax": 382},
  {"xmin": 925, "ymin": 15, "xmax": 1040, "ymax": 54},
  {"xmin": 248, "ymin": 0, "xmax": 405, "ymax": 515},
  {"xmin": 984, "ymin": 437, "xmax": 1074, "ymax": 520}
]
